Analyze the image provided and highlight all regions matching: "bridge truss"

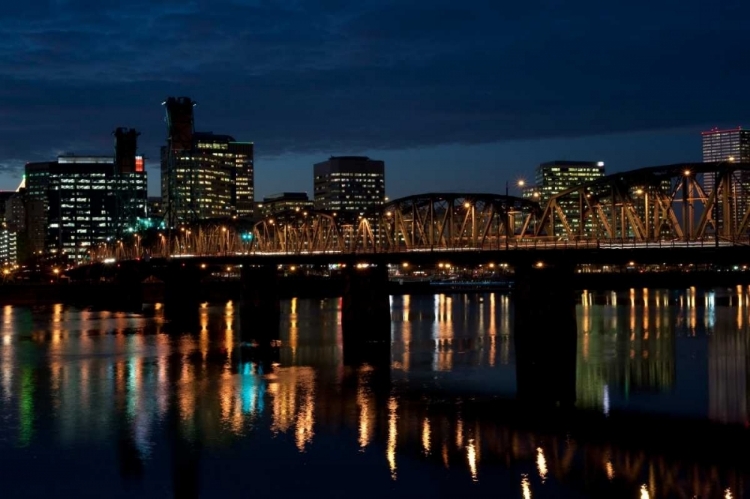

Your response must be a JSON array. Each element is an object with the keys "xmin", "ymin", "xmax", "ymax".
[
  {"xmin": 252, "ymin": 193, "xmax": 541, "ymax": 253},
  {"xmin": 535, "ymin": 161, "xmax": 750, "ymax": 242},
  {"xmin": 89, "ymin": 162, "xmax": 750, "ymax": 260}
]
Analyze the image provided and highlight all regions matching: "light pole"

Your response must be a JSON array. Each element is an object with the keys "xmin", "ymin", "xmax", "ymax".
[{"xmin": 505, "ymin": 180, "xmax": 525, "ymax": 250}]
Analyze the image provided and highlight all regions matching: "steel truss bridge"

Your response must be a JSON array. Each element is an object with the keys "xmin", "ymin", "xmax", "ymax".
[{"xmin": 96, "ymin": 161, "xmax": 750, "ymax": 260}]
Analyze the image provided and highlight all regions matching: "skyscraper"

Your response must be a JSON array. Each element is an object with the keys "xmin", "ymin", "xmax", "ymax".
[
  {"xmin": 46, "ymin": 156, "xmax": 115, "ymax": 260},
  {"xmin": 313, "ymin": 156, "xmax": 385, "ymax": 214},
  {"xmin": 702, "ymin": 127, "xmax": 750, "ymax": 233},
  {"xmin": 22, "ymin": 129, "xmax": 147, "ymax": 264},
  {"xmin": 703, "ymin": 127, "xmax": 750, "ymax": 163},
  {"xmin": 161, "ymin": 97, "xmax": 254, "ymax": 225},
  {"xmin": 113, "ymin": 128, "xmax": 148, "ymax": 236},
  {"xmin": 524, "ymin": 160, "xmax": 605, "ymax": 237},
  {"xmin": 24, "ymin": 161, "xmax": 53, "ymax": 256}
]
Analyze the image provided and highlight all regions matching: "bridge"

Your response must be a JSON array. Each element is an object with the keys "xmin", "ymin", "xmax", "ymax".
[
  {"xmin": 72, "ymin": 161, "xmax": 750, "ymax": 389},
  {"xmin": 89, "ymin": 160, "xmax": 750, "ymax": 262}
]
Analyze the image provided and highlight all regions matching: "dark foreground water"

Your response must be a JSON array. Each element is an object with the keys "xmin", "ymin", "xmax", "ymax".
[{"xmin": 2, "ymin": 288, "xmax": 750, "ymax": 498}]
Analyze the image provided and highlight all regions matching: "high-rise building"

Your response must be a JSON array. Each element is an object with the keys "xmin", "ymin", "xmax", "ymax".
[
  {"xmin": 112, "ymin": 128, "xmax": 148, "ymax": 236},
  {"xmin": 5, "ymin": 192, "xmax": 25, "ymax": 232},
  {"xmin": 0, "ymin": 229, "xmax": 18, "ymax": 266},
  {"xmin": 148, "ymin": 197, "xmax": 163, "ymax": 219},
  {"xmin": 26, "ymin": 129, "xmax": 146, "ymax": 263},
  {"xmin": 313, "ymin": 156, "xmax": 385, "ymax": 214},
  {"xmin": 0, "ymin": 191, "xmax": 14, "ymax": 217},
  {"xmin": 161, "ymin": 97, "xmax": 254, "ymax": 225},
  {"xmin": 25, "ymin": 162, "xmax": 53, "ymax": 256},
  {"xmin": 47, "ymin": 156, "xmax": 116, "ymax": 260},
  {"xmin": 702, "ymin": 127, "xmax": 750, "ymax": 233},
  {"xmin": 524, "ymin": 160, "xmax": 605, "ymax": 237},
  {"xmin": 703, "ymin": 127, "xmax": 750, "ymax": 163},
  {"xmin": 260, "ymin": 192, "xmax": 313, "ymax": 216}
]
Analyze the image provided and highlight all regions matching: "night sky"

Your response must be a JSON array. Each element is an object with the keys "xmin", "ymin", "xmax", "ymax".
[{"xmin": 1, "ymin": 0, "xmax": 748, "ymax": 199}]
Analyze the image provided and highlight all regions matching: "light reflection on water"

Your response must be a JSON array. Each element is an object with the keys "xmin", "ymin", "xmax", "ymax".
[{"xmin": 0, "ymin": 289, "xmax": 749, "ymax": 497}]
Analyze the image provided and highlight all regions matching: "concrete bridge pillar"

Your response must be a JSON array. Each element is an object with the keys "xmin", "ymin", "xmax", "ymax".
[
  {"xmin": 112, "ymin": 260, "xmax": 146, "ymax": 311},
  {"xmin": 239, "ymin": 265, "xmax": 280, "ymax": 346},
  {"xmin": 163, "ymin": 262, "xmax": 202, "ymax": 329},
  {"xmin": 341, "ymin": 263, "xmax": 391, "ymax": 366},
  {"xmin": 513, "ymin": 260, "xmax": 578, "ymax": 408}
]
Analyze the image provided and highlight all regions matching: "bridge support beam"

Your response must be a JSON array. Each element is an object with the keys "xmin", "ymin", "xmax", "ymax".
[
  {"xmin": 513, "ymin": 260, "xmax": 577, "ymax": 408},
  {"xmin": 341, "ymin": 264, "xmax": 391, "ymax": 366},
  {"xmin": 163, "ymin": 262, "xmax": 202, "ymax": 330},
  {"xmin": 239, "ymin": 265, "xmax": 280, "ymax": 346},
  {"xmin": 113, "ymin": 260, "xmax": 145, "ymax": 311}
]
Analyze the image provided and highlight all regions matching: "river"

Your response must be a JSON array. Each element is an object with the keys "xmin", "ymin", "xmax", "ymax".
[{"xmin": 1, "ymin": 288, "xmax": 749, "ymax": 497}]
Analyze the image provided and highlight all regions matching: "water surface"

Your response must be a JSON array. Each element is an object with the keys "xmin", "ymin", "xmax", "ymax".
[{"xmin": 1, "ymin": 289, "xmax": 749, "ymax": 497}]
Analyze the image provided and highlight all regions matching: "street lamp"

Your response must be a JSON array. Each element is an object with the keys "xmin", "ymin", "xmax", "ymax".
[{"xmin": 505, "ymin": 179, "xmax": 526, "ymax": 250}]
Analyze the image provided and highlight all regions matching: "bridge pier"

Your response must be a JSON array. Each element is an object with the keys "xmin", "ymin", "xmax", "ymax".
[
  {"xmin": 163, "ymin": 262, "xmax": 202, "ymax": 330},
  {"xmin": 239, "ymin": 265, "xmax": 280, "ymax": 346},
  {"xmin": 112, "ymin": 260, "xmax": 145, "ymax": 311},
  {"xmin": 513, "ymin": 260, "xmax": 578, "ymax": 408},
  {"xmin": 341, "ymin": 264, "xmax": 391, "ymax": 366}
]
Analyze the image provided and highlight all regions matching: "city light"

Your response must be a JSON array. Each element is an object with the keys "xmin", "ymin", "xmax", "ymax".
[{"xmin": 536, "ymin": 447, "xmax": 547, "ymax": 482}]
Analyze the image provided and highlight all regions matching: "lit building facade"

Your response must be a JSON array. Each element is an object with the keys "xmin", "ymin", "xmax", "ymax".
[
  {"xmin": 5, "ymin": 192, "xmax": 25, "ymax": 232},
  {"xmin": 161, "ymin": 97, "xmax": 254, "ymax": 224},
  {"xmin": 0, "ymin": 229, "xmax": 18, "ymax": 265},
  {"xmin": 313, "ymin": 156, "xmax": 385, "ymax": 215},
  {"xmin": 524, "ymin": 160, "xmax": 605, "ymax": 237},
  {"xmin": 46, "ymin": 155, "xmax": 147, "ymax": 263},
  {"xmin": 260, "ymin": 192, "xmax": 313, "ymax": 216},
  {"xmin": 703, "ymin": 127, "xmax": 750, "ymax": 163},
  {"xmin": 148, "ymin": 197, "xmax": 163, "ymax": 219},
  {"xmin": 702, "ymin": 127, "xmax": 750, "ymax": 232},
  {"xmin": 0, "ymin": 191, "xmax": 14, "ymax": 220},
  {"xmin": 25, "ymin": 162, "xmax": 53, "ymax": 257}
]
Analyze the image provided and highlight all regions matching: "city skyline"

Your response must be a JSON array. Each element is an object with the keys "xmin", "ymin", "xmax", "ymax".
[
  {"xmin": 1, "ymin": 1, "xmax": 748, "ymax": 200},
  {"xmin": 1, "ymin": 119, "xmax": 743, "ymax": 201}
]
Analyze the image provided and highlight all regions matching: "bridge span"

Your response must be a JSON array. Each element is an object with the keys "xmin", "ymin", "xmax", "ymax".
[{"xmin": 89, "ymin": 161, "xmax": 750, "ymax": 262}]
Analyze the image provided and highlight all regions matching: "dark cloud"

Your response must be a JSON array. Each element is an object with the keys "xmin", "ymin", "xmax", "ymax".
[{"xmin": 0, "ymin": 0, "xmax": 748, "ymax": 185}]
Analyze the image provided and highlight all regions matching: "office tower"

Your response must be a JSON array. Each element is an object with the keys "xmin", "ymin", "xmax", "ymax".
[
  {"xmin": 46, "ymin": 155, "xmax": 116, "ymax": 261},
  {"xmin": 313, "ymin": 156, "xmax": 385, "ymax": 214},
  {"xmin": 0, "ymin": 191, "xmax": 14, "ymax": 217},
  {"xmin": 702, "ymin": 127, "xmax": 750, "ymax": 233},
  {"xmin": 4, "ymin": 192, "xmax": 25, "ymax": 232},
  {"xmin": 112, "ymin": 128, "xmax": 148, "ymax": 236},
  {"xmin": 161, "ymin": 97, "xmax": 254, "ymax": 225},
  {"xmin": 24, "ymin": 162, "xmax": 53, "ymax": 256},
  {"xmin": 703, "ymin": 127, "xmax": 750, "ymax": 163},
  {"xmin": 23, "ymin": 129, "xmax": 146, "ymax": 263},
  {"xmin": 260, "ymin": 192, "xmax": 313, "ymax": 216},
  {"xmin": 148, "ymin": 197, "xmax": 163, "ymax": 219},
  {"xmin": 525, "ymin": 160, "xmax": 605, "ymax": 237},
  {"xmin": 0, "ymin": 230, "xmax": 17, "ymax": 266}
]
